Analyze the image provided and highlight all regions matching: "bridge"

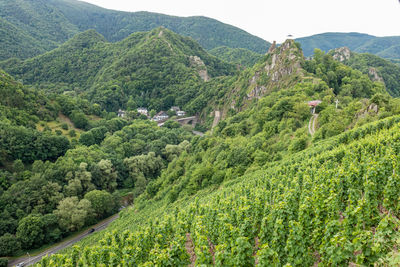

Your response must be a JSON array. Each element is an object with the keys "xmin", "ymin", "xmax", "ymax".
[{"xmin": 157, "ymin": 116, "xmax": 198, "ymax": 127}]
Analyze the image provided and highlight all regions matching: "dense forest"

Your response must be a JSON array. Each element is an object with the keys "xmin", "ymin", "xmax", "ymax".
[
  {"xmin": 333, "ymin": 49, "xmax": 400, "ymax": 97},
  {"xmin": 1, "ymin": 28, "xmax": 235, "ymax": 113},
  {"xmin": 2, "ymin": 4, "xmax": 400, "ymax": 265},
  {"xmin": 209, "ymin": 46, "xmax": 263, "ymax": 68},
  {"xmin": 0, "ymin": 0, "xmax": 269, "ymax": 61},
  {"xmin": 0, "ymin": 66, "xmax": 196, "ymax": 258}
]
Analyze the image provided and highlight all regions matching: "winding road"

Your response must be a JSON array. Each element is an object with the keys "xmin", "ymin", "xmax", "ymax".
[{"xmin": 8, "ymin": 213, "xmax": 119, "ymax": 267}]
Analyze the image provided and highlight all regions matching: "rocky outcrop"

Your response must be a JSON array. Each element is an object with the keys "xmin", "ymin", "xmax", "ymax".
[
  {"xmin": 246, "ymin": 39, "xmax": 304, "ymax": 100},
  {"xmin": 368, "ymin": 67, "xmax": 384, "ymax": 83},
  {"xmin": 221, "ymin": 39, "xmax": 305, "ymax": 117},
  {"xmin": 267, "ymin": 41, "xmax": 277, "ymax": 53},
  {"xmin": 356, "ymin": 103, "xmax": 379, "ymax": 120},
  {"xmin": 331, "ymin": 47, "xmax": 351, "ymax": 62},
  {"xmin": 264, "ymin": 39, "xmax": 303, "ymax": 82},
  {"xmin": 189, "ymin": 55, "xmax": 210, "ymax": 82}
]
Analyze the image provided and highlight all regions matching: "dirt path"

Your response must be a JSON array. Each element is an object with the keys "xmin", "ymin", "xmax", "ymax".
[
  {"xmin": 308, "ymin": 114, "xmax": 318, "ymax": 136},
  {"xmin": 185, "ymin": 233, "xmax": 196, "ymax": 267},
  {"xmin": 212, "ymin": 110, "xmax": 221, "ymax": 129},
  {"xmin": 192, "ymin": 131, "xmax": 205, "ymax": 137},
  {"xmin": 8, "ymin": 213, "xmax": 119, "ymax": 267}
]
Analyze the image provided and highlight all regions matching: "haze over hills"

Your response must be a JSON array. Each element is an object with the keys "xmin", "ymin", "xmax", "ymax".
[
  {"xmin": 0, "ymin": 0, "xmax": 270, "ymax": 61},
  {"xmin": 296, "ymin": 32, "xmax": 400, "ymax": 60},
  {"xmin": 1, "ymin": 0, "xmax": 399, "ymax": 64}
]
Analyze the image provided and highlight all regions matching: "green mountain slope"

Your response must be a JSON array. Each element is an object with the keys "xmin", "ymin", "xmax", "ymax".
[
  {"xmin": 0, "ymin": 68, "xmax": 71, "ymax": 169},
  {"xmin": 0, "ymin": 17, "xmax": 49, "ymax": 60},
  {"xmin": 329, "ymin": 47, "xmax": 400, "ymax": 97},
  {"xmin": 0, "ymin": 67, "xmax": 198, "ymax": 258},
  {"xmin": 0, "ymin": 0, "xmax": 79, "ymax": 59},
  {"xmin": 36, "ymin": 41, "xmax": 400, "ymax": 266},
  {"xmin": 0, "ymin": 0, "xmax": 269, "ymax": 61},
  {"xmin": 297, "ymin": 32, "xmax": 400, "ymax": 60},
  {"xmin": 1, "ymin": 28, "xmax": 235, "ymax": 112},
  {"xmin": 209, "ymin": 46, "xmax": 263, "ymax": 67},
  {"xmin": 51, "ymin": 115, "xmax": 400, "ymax": 266},
  {"xmin": 356, "ymin": 36, "xmax": 400, "ymax": 56},
  {"xmin": 296, "ymin": 32, "xmax": 376, "ymax": 57},
  {"xmin": 0, "ymin": 68, "xmax": 57, "ymax": 128}
]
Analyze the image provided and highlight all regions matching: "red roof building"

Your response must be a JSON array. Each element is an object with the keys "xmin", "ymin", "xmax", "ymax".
[{"xmin": 308, "ymin": 100, "xmax": 322, "ymax": 107}]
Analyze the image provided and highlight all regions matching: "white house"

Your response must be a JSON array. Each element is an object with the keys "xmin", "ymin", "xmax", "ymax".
[
  {"xmin": 137, "ymin": 107, "xmax": 148, "ymax": 116},
  {"xmin": 117, "ymin": 109, "xmax": 126, "ymax": 118},
  {"xmin": 177, "ymin": 111, "xmax": 186, "ymax": 117},
  {"xmin": 153, "ymin": 111, "xmax": 169, "ymax": 121},
  {"xmin": 170, "ymin": 106, "xmax": 180, "ymax": 112}
]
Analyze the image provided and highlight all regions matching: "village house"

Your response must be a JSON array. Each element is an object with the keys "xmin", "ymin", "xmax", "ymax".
[
  {"xmin": 177, "ymin": 110, "xmax": 186, "ymax": 117},
  {"xmin": 170, "ymin": 106, "xmax": 180, "ymax": 112},
  {"xmin": 117, "ymin": 109, "xmax": 126, "ymax": 118},
  {"xmin": 153, "ymin": 111, "xmax": 169, "ymax": 121},
  {"xmin": 137, "ymin": 107, "xmax": 148, "ymax": 116},
  {"xmin": 308, "ymin": 100, "xmax": 322, "ymax": 114}
]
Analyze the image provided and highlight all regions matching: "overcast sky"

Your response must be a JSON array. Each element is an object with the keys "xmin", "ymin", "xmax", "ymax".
[{"xmin": 82, "ymin": 0, "xmax": 400, "ymax": 42}]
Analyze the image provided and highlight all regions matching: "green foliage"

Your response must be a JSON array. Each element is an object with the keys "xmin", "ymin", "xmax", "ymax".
[
  {"xmin": 209, "ymin": 46, "xmax": 263, "ymax": 67},
  {"xmin": 84, "ymin": 190, "xmax": 115, "ymax": 219},
  {"xmin": 343, "ymin": 52, "xmax": 400, "ymax": 97},
  {"xmin": 16, "ymin": 214, "xmax": 44, "ymax": 249},
  {"xmin": 124, "ymin": 152, "xmax": 164, "ymax": 193},
  {"xmin": 54, "ymin": 197, "xmax": 93, "ymax": 232},
  {"xmin": 0, "ymin": 69, "xmax": 57, "ymax": 127},
  {"xmin": 3, "ymin": 14, "xmax": 400, "ymax": 264},
  {"xmin": 304, "ymin": 49, "xmax": 382, "ymax": 98},
  {"xmin": 42, "ymin": 115, "xmax": 400, "ymax": 266},
  {"xmin": 79, "ymin": 126, "xmax": 107, "ymax": 146},
  {"xmin": 0, "ymin": 123, "xmax": 70, "ymax": 164},
  {"xmin": 70, "ymin": 110, "xmax": 89, "ymax": 130},
  {"xmin": 0, "ymin": 0, "xmax": 269, "ymax": 61},
  {"xmin": 0, "ymin": 233, "xmax": 20, "ymax": 256}
]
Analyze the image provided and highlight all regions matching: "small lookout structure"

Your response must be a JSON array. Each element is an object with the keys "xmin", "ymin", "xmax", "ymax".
[{"xmin": 308, "ymin": 100, "xmax": 322, "ymax": 114}]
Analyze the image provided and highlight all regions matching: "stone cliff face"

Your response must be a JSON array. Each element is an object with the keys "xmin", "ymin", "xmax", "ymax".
[
  {"xmin": 368, "ymin": 67, "xmax": 384, "ymax": 83},
  {"xmin": 189, "ymin": 55, "xmax": 210, "ymax": 82},
  {"xmin": 222, "ymin": 39, "xmax": 305, "ymax": 116},
  {"xmin": 331, "ymin": 47, "xmax": 351, "ymax": 62},
  {"xmin": 246, "ymin": 39, "xmax": 304, "ymax": 100}
]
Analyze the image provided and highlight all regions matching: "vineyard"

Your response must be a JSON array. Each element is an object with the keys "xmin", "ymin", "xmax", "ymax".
[{"xmin": 36, "ymin": 115, "xmax": 400, "ymax": 266}]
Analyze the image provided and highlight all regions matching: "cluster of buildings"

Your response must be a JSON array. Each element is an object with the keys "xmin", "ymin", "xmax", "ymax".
[{"xmin": 118, "ymin": 106, "xmax": 186, "ymax": 122}]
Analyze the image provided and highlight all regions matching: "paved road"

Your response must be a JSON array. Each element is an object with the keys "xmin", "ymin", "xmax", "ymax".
[{"xmin": 8, "ymin": 213, "xmax": 119, "ymax": 267}]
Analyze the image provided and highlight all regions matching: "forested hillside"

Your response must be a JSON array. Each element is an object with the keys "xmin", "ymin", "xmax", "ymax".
[
  {"xmin": 329, "ymin": 47, "xmax": 400, "ymax": 97},
  {"xmin": 33, "ymin": 39, "xmax": 400, "ymax": 266},
  {"xmin": 1, "ymin": 28, "xmax": 235, "ymax": 112},
  {"xmin": 0, "ymin": 0, "xmax": 269, "ymax": 60},
  {"xmin": 297, "ymin": 32, "xmax": 400, "ymax": 60},
  {"xmin": 0, "ymin": 66, "xmax": 198, "ymax": 258},
  {"xmin": 209, "ymin": 46, "xmax": 263, "ymax": 68}
]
